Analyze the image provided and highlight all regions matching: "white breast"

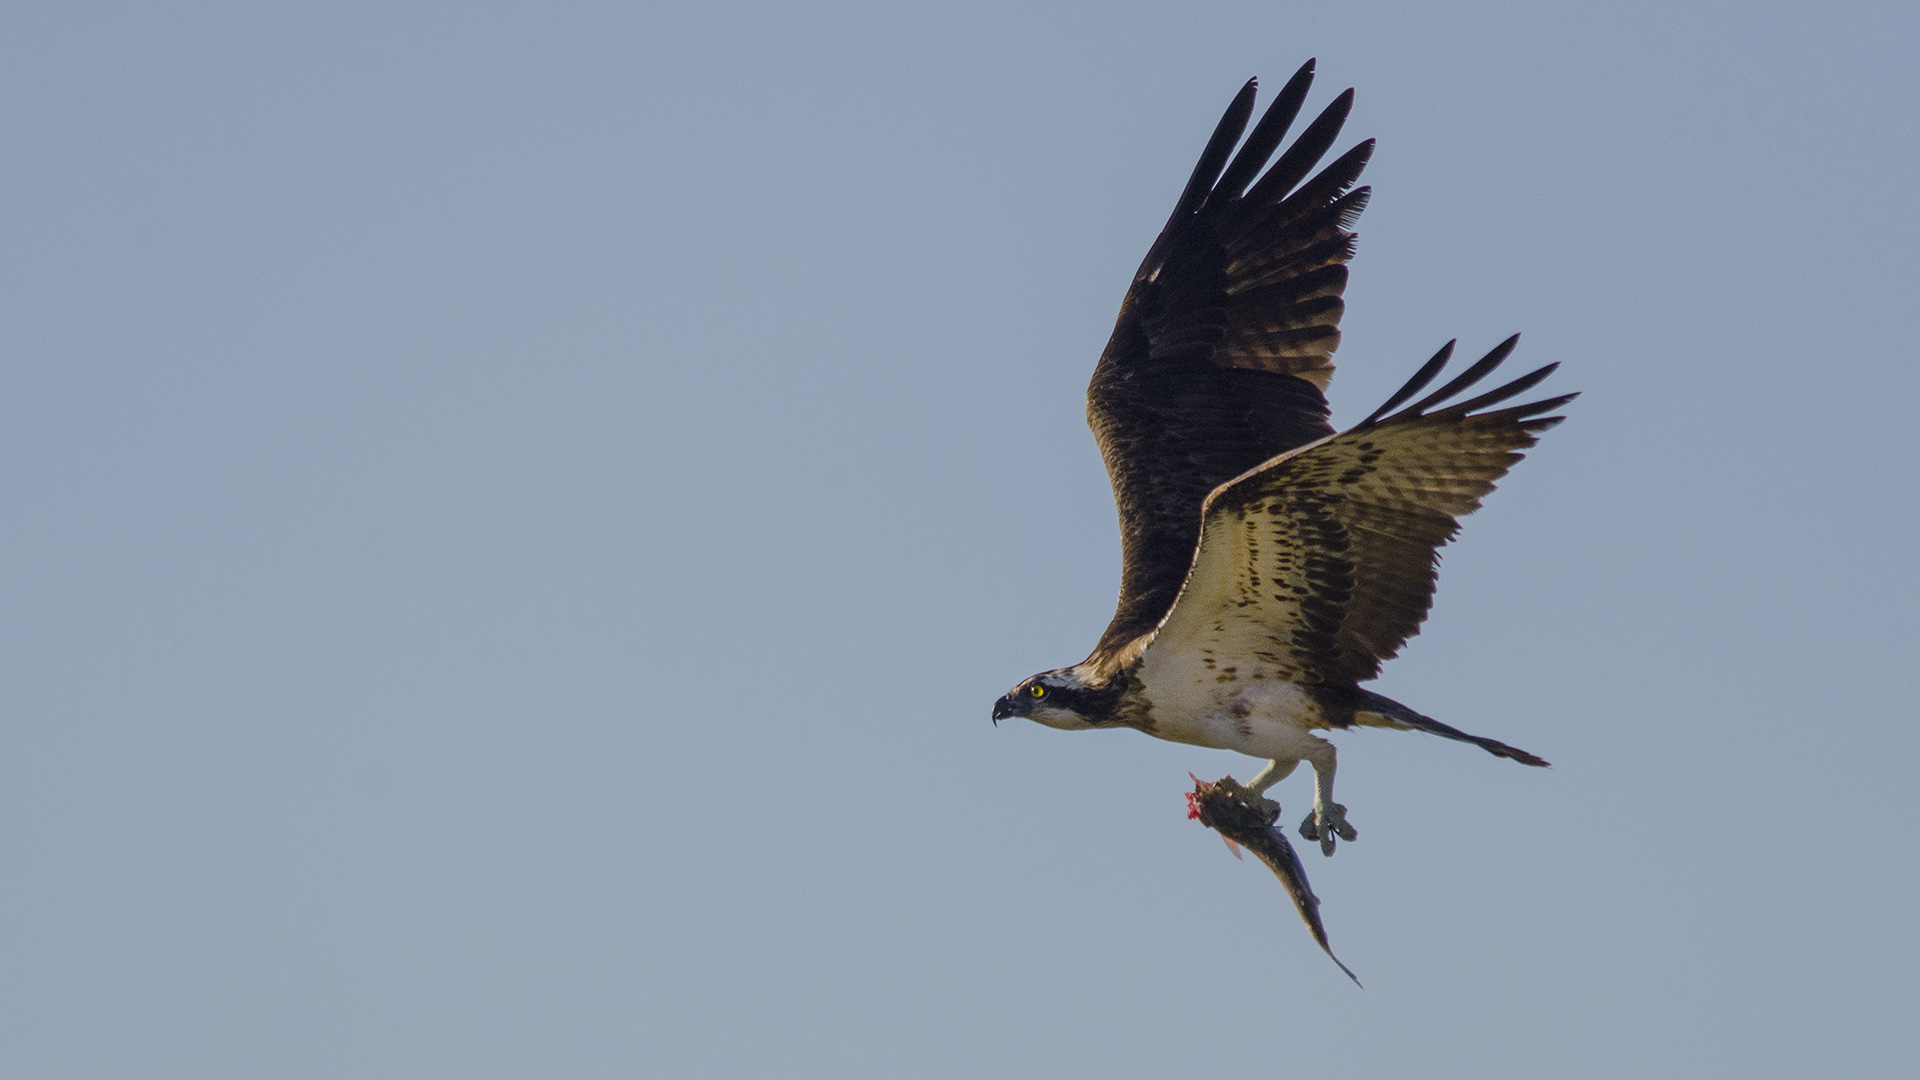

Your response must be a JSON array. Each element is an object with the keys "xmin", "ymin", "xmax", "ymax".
[{"xmin": 1135, "ymin": 673, "xmax": 1328, "ymax": 761}]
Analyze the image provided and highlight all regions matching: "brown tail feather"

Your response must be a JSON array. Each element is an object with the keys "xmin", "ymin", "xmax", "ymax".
[{"xmin": 1352, "ymin": 688, "xmax": 1550, "ymax": 767}]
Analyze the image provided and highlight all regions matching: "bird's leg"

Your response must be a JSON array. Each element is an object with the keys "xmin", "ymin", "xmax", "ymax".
[
  {"xmin": 1298, "ymin": 740, "xmax": 1357, "ymax": 856},
  {"xmin": 1236, "ymin": 758, "xmax": 1295, "ymax": 822}
]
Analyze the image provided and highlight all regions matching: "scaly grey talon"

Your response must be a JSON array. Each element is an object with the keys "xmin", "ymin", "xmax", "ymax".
[
  {"xmin": 1301, "ymin": 802, "xmax": 1355, "ymax": 856},
  {"xmin": 1213, "ymin": 776, "xmax": 1280, "ymax": 824}
]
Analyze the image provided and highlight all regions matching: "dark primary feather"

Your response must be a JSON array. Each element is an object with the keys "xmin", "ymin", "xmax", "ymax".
[
  {"xmin": 1149, "ymin": 340, "xmax": 1576, "ymax": 686},
  {"xmin": 1358, "ymin": 340, "xmax": 1454, "ymax": 426},
  {"xmin": 1086, "ymin": 62, "xmax": 1374, "ymax": 675}
]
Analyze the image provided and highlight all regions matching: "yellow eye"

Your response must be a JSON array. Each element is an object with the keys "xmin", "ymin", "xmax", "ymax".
[{"xmin": 1028, "ymin": 684, "xmax": 1047, "ymax": 699}]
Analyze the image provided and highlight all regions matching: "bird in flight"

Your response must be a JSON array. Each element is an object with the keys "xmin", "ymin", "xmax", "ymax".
[{"xmin": 993, "ymin": 60, "xmax": 1572, "ymax": 859}]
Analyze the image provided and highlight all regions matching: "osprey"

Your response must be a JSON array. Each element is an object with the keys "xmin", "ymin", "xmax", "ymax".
[{"xmin": 994, "ymin": 61, "xmax": 1572, "ymax": 855}]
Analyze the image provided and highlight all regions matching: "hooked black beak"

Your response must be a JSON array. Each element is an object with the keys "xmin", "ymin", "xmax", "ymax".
[{"xmin": 992, "ymin": 696, "xmax": 1015, "ymax": 725}]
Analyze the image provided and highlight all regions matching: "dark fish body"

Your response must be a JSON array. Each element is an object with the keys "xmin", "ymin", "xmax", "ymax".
[{"xmin": 1187, "ymin": 776, "xmax": 1361, "ymax": 986}]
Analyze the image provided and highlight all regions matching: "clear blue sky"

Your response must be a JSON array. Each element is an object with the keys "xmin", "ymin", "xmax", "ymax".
[{"xmin": 2, "ymin": 2, "xmax": 1916, "ymax": 1077}]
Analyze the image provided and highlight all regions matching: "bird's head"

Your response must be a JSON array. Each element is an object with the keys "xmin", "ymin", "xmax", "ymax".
[{"xmin": 992, "ymin": 668, "xmax": 1104, "ymax": 729}]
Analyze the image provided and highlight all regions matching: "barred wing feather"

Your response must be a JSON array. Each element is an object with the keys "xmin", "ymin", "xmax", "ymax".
[
  {"xmin": 1143, "ymin": 337, "xmax": 1575, "ymax": 686},
  {"xmin": 1086, "ymin": 61, "xmax": 1376, "ymax": 670}
]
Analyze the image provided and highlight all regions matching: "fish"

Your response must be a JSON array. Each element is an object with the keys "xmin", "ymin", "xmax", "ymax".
[{"xmin": 1187, "ymin": 774, "xmax": 1361, "ymax": 986}]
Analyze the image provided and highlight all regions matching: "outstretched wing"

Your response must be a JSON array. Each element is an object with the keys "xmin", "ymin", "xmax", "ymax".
[
  {"xmin": 1141, "ymin": 337, "xmax": 1576, "ymax": 687},
  {"xmin": 1087, "ymin": 60, "xmax": 1374, "ymax": 674}
]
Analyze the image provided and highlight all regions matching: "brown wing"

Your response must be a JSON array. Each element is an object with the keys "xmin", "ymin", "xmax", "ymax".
[
  {"xmin": 1140, "ymin": 337, "xmax": 1575, "ymax": 687},
  {"xmin": 1086, "ymin": 61, "xmax": 1374, "ymax": 675}
]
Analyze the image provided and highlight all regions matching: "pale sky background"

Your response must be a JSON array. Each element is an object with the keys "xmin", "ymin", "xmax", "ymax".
[{"xmin": 2, "ymin": 2, "xmax": 1917, "ymax": 1077}]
